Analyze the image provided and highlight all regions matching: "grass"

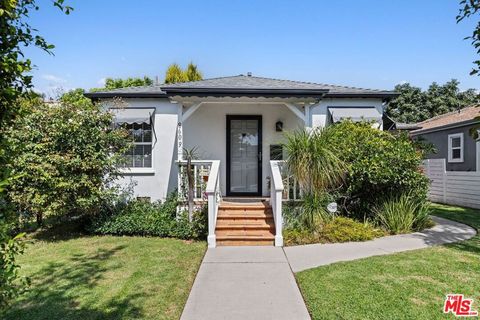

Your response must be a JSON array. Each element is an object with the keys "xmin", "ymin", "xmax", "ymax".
[
  {"xmin": 296, "ymin": 204, "xmax": 480, "ymax": 320},
  {"xmin": 3, "ymin": 231, "xmax": 206, "ymax": 320}
]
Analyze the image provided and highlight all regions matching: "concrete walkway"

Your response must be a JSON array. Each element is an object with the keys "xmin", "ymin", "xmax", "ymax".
[
  {"xmin": 181, "ymin": 246, "xmax": 310, "ymax": 320},
  {"xmin": 285, "ymin": 216, "xmax": 476, "ymax": 272},
  {"xmin": 181, "ymin": 216, "xmax": 476, "ymax": 319}
]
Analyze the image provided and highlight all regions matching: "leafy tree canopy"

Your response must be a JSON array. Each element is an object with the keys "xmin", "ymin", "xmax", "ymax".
[
  {"xmin": 90, "ymin": 76, "xmax": 153, "ymax": 92},
  {"xmin": 164, "ymin": 62, "xmax": 203, "ymax": 84},
  {"xmin": 104, "ymin": 76, "xmax": 153, "ymax": 89},
  {"xmin": 165, "ymin": 63, "xmax": 187, "ymax": 84},
  {"xmin": 457, "ymin": 0, "xmax": 480, "ymax": 75},
  {"xmin": 0, "ymin": 0, "xmax": 72, "ymax": 126},
  {"xmin": 386, "ymin": 79, "xmax": 480, "ymax": 123},
  {"xmin": 185, "ymin": 62, "xmax": 203, "ymax": 82},
  {"xmin": 0, "ymin": 0, "xmax": 71, "ymax": 307}
]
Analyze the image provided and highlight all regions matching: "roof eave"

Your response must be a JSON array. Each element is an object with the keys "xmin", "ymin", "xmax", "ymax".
[
  {"xmin": 411, "ymin": 118, "xmax": 480, "ymax": 135},
  {"xmin": 162, "ymin": 87, "xmax": 329, "ymax": 97},
  {"xmin": 84, "ymin": 92, "xmax": 167, "ymax": 99},
  {"xmin": 324, "ymin": 92, "xmax": 399, "ymax": 99},
  {"xmin": 84, "ymin": 89, "xmax": 398, "ymax": 100}
]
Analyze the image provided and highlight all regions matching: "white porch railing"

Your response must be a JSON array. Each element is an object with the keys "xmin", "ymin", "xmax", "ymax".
[
  {"xmin": 177, "ymin": 160, "xmax": 213, "ymax": 202},
  {"xmin": 283, "ymin": 173, "xmax": 301, "ymax": 201},
  {"xmin": 270, "ymin": 161, "xmax": 284, "ymax": 246},
  {"xmin": 177, "ymin": 160, "xmax": 221, "ymax": 248},
  {"xmin": 206, "ymin": 161, "xmax": 221, "ymax": 248}
]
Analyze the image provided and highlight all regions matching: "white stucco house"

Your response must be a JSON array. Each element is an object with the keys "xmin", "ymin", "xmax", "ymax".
[{"xmin": 86, "ymin": 74, "xmax": 398, "ymax": 247}]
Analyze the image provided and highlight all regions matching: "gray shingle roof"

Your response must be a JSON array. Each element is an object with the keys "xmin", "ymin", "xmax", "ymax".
[
  {"xmin": 162, "ymin": 75, "xmax": 390, "ymax": 94},
  {"xmin": 85, "ymin": 75, "xmax": 397, "ymax": 99}
]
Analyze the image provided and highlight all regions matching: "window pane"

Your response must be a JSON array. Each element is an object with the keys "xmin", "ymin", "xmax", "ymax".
[
  {"xmin": 121, "ymin": 146, "xmax": 134, "ymax": 168},
  {"xmin": 123, "ymin": 154, "xmax": 133, "ymax": 167},
  {"xmin": 116, "ymin": 122, "xmax": 153, "ymax": 168},
  {"xmin": 143, "ymin": 130, "xmax": 152, "ymax": 142},
  {"xmin": 270, "ymin": 145, "xmax": 283, "ymax": 160},
  {"xmin": 133, "ymin": 128, "xmax": 143, "ymax": 142},
  {"xmin": 143, "ymin": 145, "xmax": 152, "ymax": 167},
  {"xmin": 451, "ymin": 137, "xmax": 461, "ymax": 148},
  {"xmin": 452, "ymin": 149, "xmax": 461, "ymax": 159},
  {"xmin": 134, "ymin": 145, "xmax": 143, "ymax": 167}
]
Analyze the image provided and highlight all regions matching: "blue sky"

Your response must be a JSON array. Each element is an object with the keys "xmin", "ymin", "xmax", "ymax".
[{"xmin": 27, "ymin": 0, "xmax": 479, "ymax": 96}]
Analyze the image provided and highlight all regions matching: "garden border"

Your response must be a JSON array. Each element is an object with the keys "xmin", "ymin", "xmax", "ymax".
[{"xmin": 284, "ymin": 216, "xmax": 476, "ymax": 272}]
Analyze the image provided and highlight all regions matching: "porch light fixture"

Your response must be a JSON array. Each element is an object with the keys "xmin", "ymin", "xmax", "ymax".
[{"xmin": 275, "ymin": 121, "xmax": 283, "ymax": 132}]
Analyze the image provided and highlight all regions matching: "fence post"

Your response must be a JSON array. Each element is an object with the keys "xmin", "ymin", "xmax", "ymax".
[{"xmin": 441, "ymin": 159, "xmax": 447, "ymax": 204}]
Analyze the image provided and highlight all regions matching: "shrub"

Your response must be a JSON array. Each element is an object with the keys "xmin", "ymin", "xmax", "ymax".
[
  {"xmin": 4, "ymin": 95, "xmax": 130, "ymax": 225},
  {"xmin": 284, "ymin": 128, "xmax": 346, "ymax": 195},
  {"xmin": 0, "ymin": 221, "xmax": 29, "ymax": 308},
  {"xmin": 321, "ymin": 217, "xmax": 385, "ymax": 242},
  {"xmin": 283, "ymin": 127, "xmax": 345, "ymax": 230},
  {"xmin": 282, "ymin": 201, "xmax": 305, "ymax": 230},
  {"xmin": 327, "ymin": 120, "xmax": 429, "ymax": 219},
  {"xmin": 283, "ymin": 194, "xmax": 338, "ymax": 231},
  {"xmin": 374, "ymin": 193, "xmax": 433, "ymax": 234},
  {"xmin": 283, "ymin": 217, "xmax": 385, "ymax": 246},
  {"xmin": 89, "ymin": 193, "xmax": 207, "ymax": 240},
  {"xmin": 283, "ymin": 229, "xmax": 318, "ymax": 246}
]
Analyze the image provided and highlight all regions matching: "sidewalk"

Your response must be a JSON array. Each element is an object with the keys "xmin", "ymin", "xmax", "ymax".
[
  {"xmin": 180, "ymin": 247, "xmax": 310, "ymax": 320},
  {"xmin": 181, "ymin": 216, "xmax": 476, "ymax": 319}
]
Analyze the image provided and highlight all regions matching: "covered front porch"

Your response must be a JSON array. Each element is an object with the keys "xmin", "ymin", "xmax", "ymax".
[
  {"xmin": 175, "ymin": 96, "xmax": 317, "ymax": 197},
  {"xmin": 174, "ymin": 96, "xmax": 311, "ymax": 248}
]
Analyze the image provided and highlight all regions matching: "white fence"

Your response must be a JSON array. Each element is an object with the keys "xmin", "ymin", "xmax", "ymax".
[{"xmin": 423, "ymin": 158, "xmax": 480, "ymax": 209}]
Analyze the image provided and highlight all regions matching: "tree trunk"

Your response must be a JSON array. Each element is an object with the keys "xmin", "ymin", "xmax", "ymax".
[
  {"xmin": 187, "ymin": 159, "xmax": 194, "ymax": 222},
  {"xmin": 36, "ymin": 212, "xmax": 43, "ymax": 227}
]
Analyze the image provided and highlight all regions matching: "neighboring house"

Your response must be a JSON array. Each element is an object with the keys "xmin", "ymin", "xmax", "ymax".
[
  {"xmin": 411, "ymin": 105, "xmax": 480, "ymax": 172},
  {"xmin": 86, "ymin": 74, "xmax": 397, "ymax": 202}
]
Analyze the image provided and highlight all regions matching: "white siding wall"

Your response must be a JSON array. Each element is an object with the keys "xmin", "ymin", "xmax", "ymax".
[
  {"xmin": 106, "ymin": 98, "xmax": 179, "ymax": 201},
  {"xmin": 424, "ymin": 158, "xmax": 480, "ymax": 209},
  {"xmin": 310, "ymin": 98, "xmax": 385, "ymax": 129},
  {"xmin": 183, "ymin": 102, "xmax": 303, "ymax": 197}
]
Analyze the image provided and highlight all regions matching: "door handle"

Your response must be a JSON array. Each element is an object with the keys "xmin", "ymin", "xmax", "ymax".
[{"xmin": 258, "ymin": 152, "xmax": 262, "ymax": 161}]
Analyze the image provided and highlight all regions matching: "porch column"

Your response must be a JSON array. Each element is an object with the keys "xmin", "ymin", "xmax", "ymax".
[
  {"xmin": 176, "ymin": 104, "xmax": 184, "ymax": 203},
  {"xmin": 304, "ymin": 104, "xmax": 311, "ymax": 128},
  {"xmin": 177, "ymin": 104, "xmax": 183, "ymax": 160}
]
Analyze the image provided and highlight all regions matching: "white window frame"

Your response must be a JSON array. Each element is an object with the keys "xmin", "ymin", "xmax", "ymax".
[
  {"xmin": 120, "ymin": 122, "xmax": 154, "ymax": 171},
  {"xmin": 448, "ymin": 133, "xmax": 464, "ymax": 163}
]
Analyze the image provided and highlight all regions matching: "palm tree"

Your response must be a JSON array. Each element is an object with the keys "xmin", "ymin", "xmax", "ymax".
[
  {"xmin": 283, "ymin": 127, "xmax": 346, "ymax": 229},
  {"xmin": 284, "ymin": 127, "xmax": 345, "ymax": 195}
]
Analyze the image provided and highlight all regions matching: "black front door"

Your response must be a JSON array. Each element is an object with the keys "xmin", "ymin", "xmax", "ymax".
[{"xmin": 226, "ymin": 115, "xmax": 262, "ymax": 196}]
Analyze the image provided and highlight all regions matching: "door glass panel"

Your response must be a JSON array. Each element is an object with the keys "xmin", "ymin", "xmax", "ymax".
[{"xmin": 230, "ymin": 119, "xmax": 259, "ymax": 193}]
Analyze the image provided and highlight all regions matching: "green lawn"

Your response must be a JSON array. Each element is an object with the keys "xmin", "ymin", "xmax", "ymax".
[
  {"xmin": 4, "ymin": 234, "xmax": 206, "ymax": 320},
  {"xmin": 296, "ymin": 204, "xmax": 480, "ymax": 320}
]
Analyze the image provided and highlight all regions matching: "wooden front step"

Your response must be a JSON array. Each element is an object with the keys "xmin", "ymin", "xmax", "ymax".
[{"xmin": 215, "ymin": 201, "xmax": 275, "ymax": 246}]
